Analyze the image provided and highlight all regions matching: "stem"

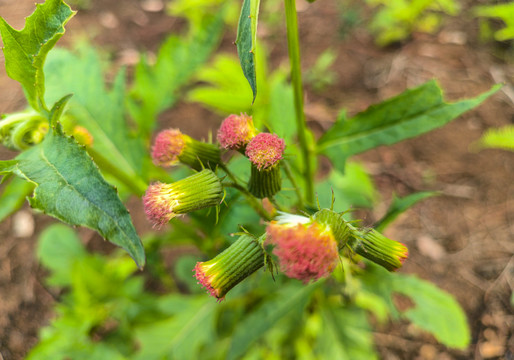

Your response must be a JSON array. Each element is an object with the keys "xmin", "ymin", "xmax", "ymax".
[
  {"xmin": 224, "ymin": 182, "xmax": 272, "ymax": 221},
  {"xmin": 284, "ymin": 0, "xmax": 314, "ymax": 204}
]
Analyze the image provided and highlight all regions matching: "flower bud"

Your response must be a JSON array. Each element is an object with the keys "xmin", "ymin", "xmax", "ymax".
[
  {"xmin": 245, "ymin": 133, "xmax": 285, "ymax": 199},
  {"xmin": 143, "ymin": 169, "xmax": 223, "ymax": 228},
  {"xmin": 217, "ymin": 113, "xmax": 257, "ymax": 151},
  {"xmin": 348, "ymin": 229, "xmax": 408, "ymax": 271},
  {"xmin": 194, "ymin": 234, "xmax": 265, "ymax": 301},
  {"xmin": 151, "ymin": 128, "xmax": 221, "ymax": 171},
  {"xmin": 266, "ymin": 213, "xmax": 339, "ymax": 283}
]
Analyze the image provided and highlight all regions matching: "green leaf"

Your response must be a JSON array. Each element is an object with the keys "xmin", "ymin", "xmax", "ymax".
[
  {"xmin": 235, "ymin": 0, "xmax": 260, "ymax": 103},
  {"xmin": 392, "ymin": 275, "xmax": 470, "ymax": 349},
  {"xmin": 474, "ymin": 125, "xmax": 514, "ymax": 151},
  {"xmin": 1, "ymin": 125, "xmax": 145, "ymax": 267},
  {"xmin": 37, "ymin": 224, "xmax": 86, "ymax": 287},
  {"xmin": 227, "ymin": 283, "xmax": 317, "ymax": 360},
  {"xmin": 44, "ymin": 46, "xmax": 147, "ymax": 195},
  {"xmin": 375, "ymin": 191, "xmax": 440, "ymax": 231},
  {"xmin": 134, "ymin": 296, "xmax": 216, "ymax": 360},
  {"xmin": 0, "ymin": 176, "xmax": 35, "ymax": 222},
  {"xmin": 128, "ymin": 12, "xmax": 225, "ymax": 137},
  {"xmin": 474, "ymin": 3, "xmax": 514, "ymax": 41},
  {"xmin": 317, "ymin": 81, "xmax": 501, "ymax": 173},
  {"xmin": 0, "ymin": 0, "xmax": 75, "ymax": 111}
]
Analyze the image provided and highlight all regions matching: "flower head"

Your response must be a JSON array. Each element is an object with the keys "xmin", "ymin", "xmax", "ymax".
[
  {"xmin": 194, "ymin": 234, "xmax": 265, "ymax": 301},
  {"xmin": 266, "ymin": 217, "xmax": 339, "ymax": 283},
  {"xmin": 217, "ymin": 113, "xmax": 257, "ymax": 150},
  {"xmin": 72, "ymin": 126, "xmax": 93, "ymax": 146},
  {"xmin": 245, "ymin": 133, "xmax": 285, "ymax": 170},
  {"xmin": 151, "ymin": 128, "xmax": 186, "ymax": 167},
  {"xmin": 143, "ymin": 169, "xmax": 222, "ymax": 228}
]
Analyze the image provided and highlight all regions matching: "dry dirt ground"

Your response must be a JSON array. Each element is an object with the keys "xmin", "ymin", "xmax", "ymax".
[{"xmin": 0, "ymin": 0, "xmax": 513, "ymax": 359}]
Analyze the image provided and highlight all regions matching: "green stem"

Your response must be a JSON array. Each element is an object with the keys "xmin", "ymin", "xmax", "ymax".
[
  {"xmin": 284, "ymin": 0, "xmax": 314, "ymax": 204},
  {"xmin": 224, "ymin": 182, "xmax": 272, "ymax": 221}
]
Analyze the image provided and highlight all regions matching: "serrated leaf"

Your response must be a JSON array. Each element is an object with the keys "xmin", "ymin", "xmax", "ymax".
[
  {"xmin": 0, "ymin": 0, "xmax": 75, "ymax": 111},
  {"xmin": 1, "ymin": 125, "xmax": 145, "ymax": 267},
  {"xmin": 44, "ymin": 46, "xmax": 147, "ymax": 195},
  {"xmin": 235, "ymin": 0, "xmax": 260, "ymax": 103},
  {"xmin": 37, "ymin": 224, "xmax": 86, "ymax": 287},
  {"xmin": 375, "ymin": 191, "xmax": 440, "ymax": 232},
  {"xmin": 227, "ymin": 283, "xmax": 317, "ymax": 360},
  {"xmin": 128, "ymin": 12, "xmax": 225, "ymax": 137},
  {"xmin": 0, "ymin": 176, "xmax": 35, "ymax": 222},
  {"xmin": 317, "ymin": 81, "xmax": 501, "ymax": 173}
]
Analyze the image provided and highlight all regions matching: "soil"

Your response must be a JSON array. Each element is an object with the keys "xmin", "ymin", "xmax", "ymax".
[{"xmin": 0, "ymin": 0, "xmax": 513, "ymax": 359}]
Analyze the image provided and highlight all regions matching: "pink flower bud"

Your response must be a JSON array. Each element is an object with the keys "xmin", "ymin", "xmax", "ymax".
[
  {"xmin": 245, "ymin": 133, "xmax": 285, "ymax": 170},
  {"xmin": 151, "ymin": 129, "xmax": 185, "ymax": 167},
  {"xmin": 217, "ymin": 113, "xmax": 257, "ymax": 150}
]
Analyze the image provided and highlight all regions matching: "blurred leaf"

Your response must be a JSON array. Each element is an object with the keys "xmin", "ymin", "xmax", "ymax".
[
  {"xmin": 44, "ymin": 46, "xmax": 147, "ymax": 195},
  {"xmin": 315, "ymin": 162, "xmax": 378, "ymax": 212},
  {"xmin": 128, "ymin": 13, "xmax": 225, "ymax": 137},
  {"xmin": 0, "ymin": 0, "xmax": 75, "ymax": 111},
  {"xmin": 134, "ymin": 296, "xmax": 216, "ymax": 360},
  {"xmin": 0, "ymin": 176, "xmax": 34, "ymax": 222},
  {"xmin": 361, "ymin": 263, "xmax": 470, "ymax": 349},
  {"xmin": 318, "ymin": 81, "xmax": 501, "ymax": 173},
  {"xmin": 474, "ymin": 3, "xmax": 514, "ymax": 41},
  {"xmin": 37, "ymin": 224, "xmax": 86, "ymax": 287},
  {"xmin": 474, "ymin": 125, "xmax": 514, "ymax": 151},
  {"xmin": 0, "ymin": 125, "xmax": 145, "ymax": 268},
  {"xmin": 227, "ymin": 283, "xmax": 318, "ymax": 360},
  {"xmin": 236, "ymin": 0, "xmax": 260, "ymax": 103},
  {"xmin": 318, "ymin": 305, "xmax": 378, "ymax": 359},
  {"xmin": 375, "ymin": 191, "xmax": 439, "ymax": 232}
]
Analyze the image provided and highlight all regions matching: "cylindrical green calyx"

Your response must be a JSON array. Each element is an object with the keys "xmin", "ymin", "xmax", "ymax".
[
  {"xmin": 180, "ymin": 135, "xmax": 222, "ymax": 171},
  {"xmin": 313, "ymin": 209, "xmax": 352, "ymax": 248},
  {"xmin": 143, "ymin": 169, "xmax": 223, "ymax": 228},
  {"xmin": 347, "ymin": 229, "xmax": 409, "ymax": 271},
  {"xmin": 248, "ymin": 164, "xmax": 282, "ymax": 199},
  {"xmin": 194, "ymin": 234, "xmax": 265, "ymax": 300}
]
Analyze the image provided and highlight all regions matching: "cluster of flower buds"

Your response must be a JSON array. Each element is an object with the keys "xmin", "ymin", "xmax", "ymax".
[
  {"xmin": 217, "ymin": 113, "xmax": 285, "ymax": 199},
  {"xmin": 192, "ymin": 208, "xmax": 408, "ymax": 300}
]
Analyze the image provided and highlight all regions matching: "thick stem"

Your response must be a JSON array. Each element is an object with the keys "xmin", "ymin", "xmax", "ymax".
[{"xmin": 284, "ymin": 0, "xmax": 314, "ymax": 204}]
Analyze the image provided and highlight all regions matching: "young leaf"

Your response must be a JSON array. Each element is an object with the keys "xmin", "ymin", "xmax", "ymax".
[
  {"xmin": 1, "ymin": 125, "xmax": 145, "ymax": 268},
  {"xmin": 374, "ymin": 191, "xmax": 440, "ymax": 232},
  {"xmin": 317, "ymin": 81, "xmax": 502, "ymax": 173},
  {"xmin": 0, "ymin": 0, "xmax": 75, "ymax": 111},
  {"xmin": 474, "ymin": 125, "xmax": 514, "ymax": 151},
  {"xmin": 235, "ymin": 0, "xmax": 260, "ymax": 103}
]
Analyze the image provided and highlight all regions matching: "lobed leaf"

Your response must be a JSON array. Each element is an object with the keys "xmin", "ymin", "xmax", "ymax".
[
  {"xmin": 0, "ymin": 0, "xmax": 75, "ymax": 111},
  {"xmin": 1, "ymin": 124, "xmax": 145, "ymax": 267},
  {"xmin": 317, "ymin": 81, "xmax": 501, "ymax": 173}
]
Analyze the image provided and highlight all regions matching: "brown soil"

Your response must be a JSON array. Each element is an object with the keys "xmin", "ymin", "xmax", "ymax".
[{"xmin": 0, "ymin": 0, "xmax": 513, "ymax": 359}]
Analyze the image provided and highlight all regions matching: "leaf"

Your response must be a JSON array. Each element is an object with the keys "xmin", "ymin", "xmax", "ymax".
[
  {"xmin": 474, "ymin": 125, "xmax": 514, "ymax": 151},
  {"xmin": 317, "ymin": 81, "xmax": 502, "ymax": 173},
  {"xmin": 360, "ymin": 263, "xmax": 470, "ymax": 349},
  {"xmin": 44, "ymin": 46, "xmax": 147, "ymax": 195},
  {"xmin": 37, "ymin": 224, "xmax": 87, "ymax": 287},
  {"xmin": 0, "ymin": 176, "xmax": 35, "ymax": 222},
  {"xmin": 227, "ymin": 282, "xmax": 317, "ymax": 360},
  {"xmin": 128, "ymin": 12, "xmax": 225, "ymax": 137},
  {"xmin": 1, "ymin": 125, "xmax": 145, "ymax": 267},
  {"xmin": 0, "ymin": 0, "xmax": 75, "ymax": 111},
  {"xmin": 235, "ymin": 0, "xmax": 260, "ymax": 103},
  {"xmin": 375, "ymin": 191, "xmax": 440, "ymax": 232},
  {"xmin": 134, "ymin": 296, "xmax": 216, "ymax": 360},
  {"xmin": 474, "ymin": 3, "xmax": 514, "ymax": 41}
]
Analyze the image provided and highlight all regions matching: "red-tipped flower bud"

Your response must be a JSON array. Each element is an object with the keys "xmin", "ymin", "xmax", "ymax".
[
  {"xmin": 143, "ymin": 169, "xmax": 222, "ymax": 228},
  {"xmin": 266, "ymin": 213, "xmax": 339, "ymax": 283},
  {"xmin": 194, "ymin": 234, "xmax": 265, "ymax": 301},
  {"xmin": 217, "ymin": 113, "xmax": 257, "ymax": 151},
  {"xmin": 151, "ymin": 128, "xmax": 221, "ymax": 171}
]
